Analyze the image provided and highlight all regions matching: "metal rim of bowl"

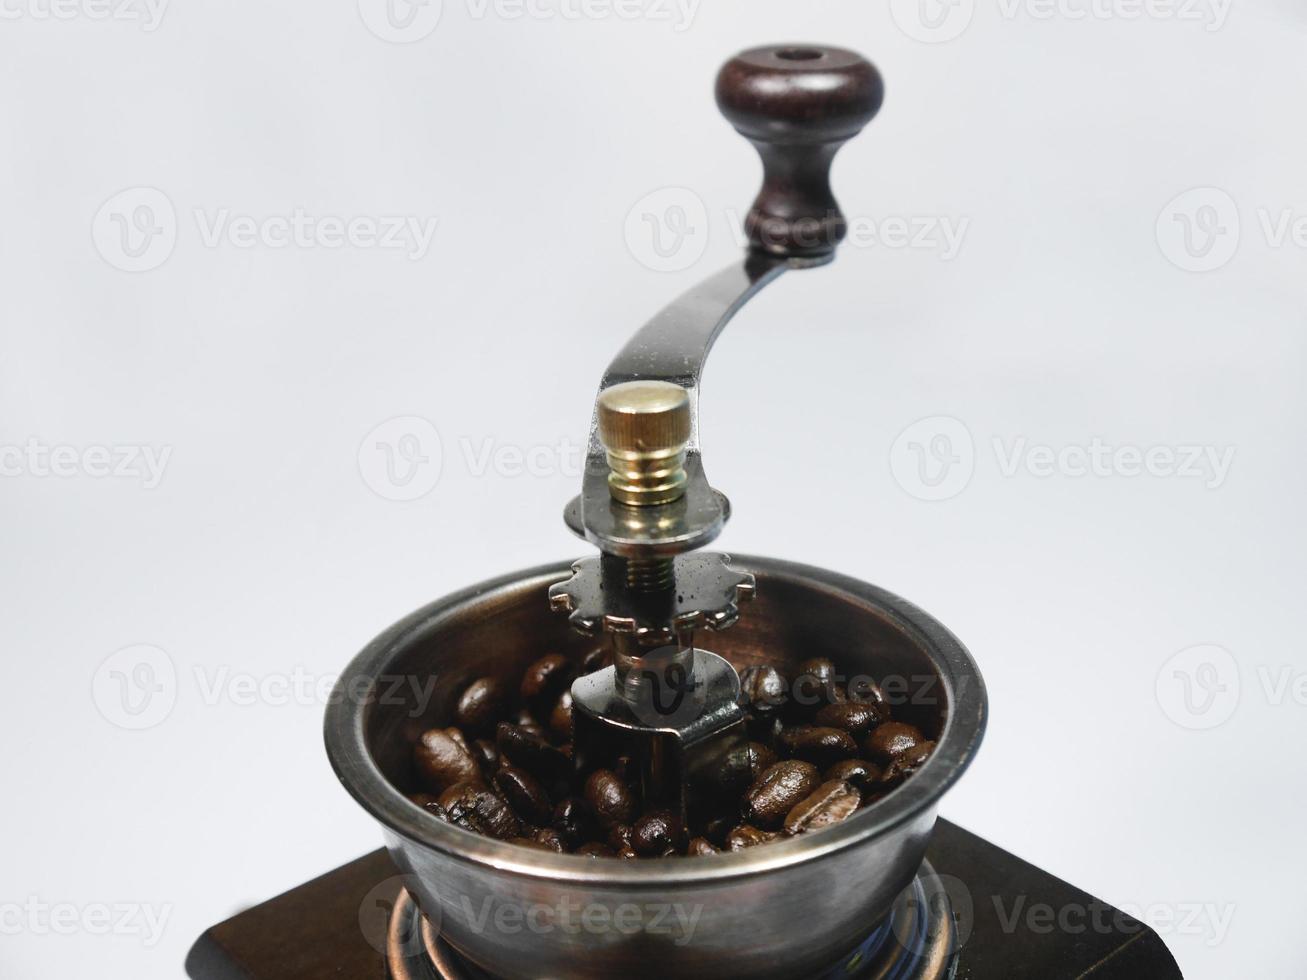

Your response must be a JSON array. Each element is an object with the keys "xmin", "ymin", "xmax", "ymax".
[{"xmin": 324, "ymin": 554, "xmax": 987, "ymax": 887}]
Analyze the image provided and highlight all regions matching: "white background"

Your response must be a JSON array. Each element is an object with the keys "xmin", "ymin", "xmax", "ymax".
[{"xmin": 2, "ymin": 1, "xmax": 1304, "ymax": 977}]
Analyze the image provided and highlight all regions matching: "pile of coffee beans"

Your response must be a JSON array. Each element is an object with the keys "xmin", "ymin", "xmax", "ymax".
[{"xmin": 409, "ymin": 651, "xmax": 936, "ymax": 858}]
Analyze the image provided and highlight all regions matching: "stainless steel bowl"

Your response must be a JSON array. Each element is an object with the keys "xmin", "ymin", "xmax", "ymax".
[{"xmin": 325, "ymin": 556, "xmax": 986, "ymax": 980}]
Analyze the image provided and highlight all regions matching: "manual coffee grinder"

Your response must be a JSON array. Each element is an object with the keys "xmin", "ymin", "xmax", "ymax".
[{"xmin": 187, "ymin": 45, "xmax": 1184, "ymax": 980}]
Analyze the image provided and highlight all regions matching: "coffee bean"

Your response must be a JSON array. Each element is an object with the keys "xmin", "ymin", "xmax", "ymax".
[
  {"xmin": 553, "ymin": 797, "xmax": 598, "ymax": 849},
  {"xmin": 744, "ymin": 760, "xmax": 820, "ymax": 829},
  {"xmin": 779, "ymin": 726, "xmax": 858, "ymax": 768},
  {"xmin": 472, "ymin": 738, "xmax": 500, "ymax": 774},
  {"xmin": 521, "ymin": 654, "xmax": 575, "ymax": 717},
  {"xmin": 507, "ymin": 837, "xmax": 555, "ymax": 851},
  {"xmin": 616, "ymin": 845, "xmax": 639, "ymax": 859},
  {"xmin": 576, "ymin": 842, "xmax": 616, "ymax": 858},
  {"xmin": 437, "ymin": 782, "xmax": 522, "ymax": 840},
  {"xmin": 845, "ymin": 676, "xmax": 889, "ymax": 712},
  {"xmin": 745, "ymin": 741, "xmax": 779, "ymax": 781},
  {"xmin": 512, "ymin": 708, "xmax": 546, "ymax": 740},
  {"xmin": 584, "ymin": 770, "xmax": 636, "ymax": 829},
  {"xmin": 724, "ymin": 824, "xmax": 778, "ymax": 850},
  {"xmin": 414, "ymin": 728, "xmax": 483, "ymax": 794},
  {"xmin": 496, "ymin": 722, "xmax": 571, "ymax": 785},
  {"xmin": 862, "ymin": 721, "xmax": 926, "ymax": 764},
  {"xmin": 745, "ymin": 711, "xmax": 784, "ymax": 745},
  {"xmin": 532, "ymin": 827, "xmax": 567, "ymax": 853},
  {"xmin": 824, "ymin": 759, "xmax": 884, "ymax": 793},
  {"xmin": 455, "ymin": 677, "xmax": 511, "ymax": 736},
  {"xmin": 782, "ymin": 780, "xmax": 861, "ymax": 836},
  {"xmin": 738, "ymin": 664, "xmax": 788, "ymax": 713},
  {"xmin": 607, "ymin": 823, "xmax": 634, "ymax": 851},
  {"xmin": 881, "ymin": 741, "xmax": 936, "ymax": 786},
  {"xmin": 687, "ymin": 837, "xmax": 720, "ymax": 856},
  {"xmin": 549, "ymin": 691, "xmax": 574, "ymax": 742},
  {"xmin": 793, "ymin": 657, "xmax": 843, "ymax": 710},
  {"xmin": 632, "ymin": 811, "xmax": 688, "ymax": 857},
  {"xmin": 494, "ymin": 765, "xmax": 553, "ymax": 826},
  {"xmin": 815, "ymin": 701, "xmax": 884, "ymax": 736}
]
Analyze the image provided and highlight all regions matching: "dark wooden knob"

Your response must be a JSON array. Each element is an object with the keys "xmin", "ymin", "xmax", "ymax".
[{"xmin": 716, "ymin": 45, "xmax": 884, "ymax": 262}]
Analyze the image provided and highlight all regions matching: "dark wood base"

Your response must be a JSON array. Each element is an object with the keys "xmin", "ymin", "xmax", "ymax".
[{"xmin": 186, "ymin": 820, "xmax": 1182, "ymax": 980}]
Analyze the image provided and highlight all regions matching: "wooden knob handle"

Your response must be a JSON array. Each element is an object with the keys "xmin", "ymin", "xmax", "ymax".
[{"xmin": 716, "ymin": 45, "xmax": 884, "ymax": 262}]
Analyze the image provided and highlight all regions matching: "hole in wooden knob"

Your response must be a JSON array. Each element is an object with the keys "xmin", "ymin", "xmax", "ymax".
[{"xmin": 775, "ymin": 48, "xmax": 825, "ymax": 62}]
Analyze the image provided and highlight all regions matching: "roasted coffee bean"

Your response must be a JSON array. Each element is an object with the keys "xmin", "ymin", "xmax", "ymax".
[
  {"xmin": 455, "ymin": 677, "xmax": 511, "ymax": 736},
  {"xmin": 782, "ymin": 780, "xmax": 861, "ymax": 836},
  {"xmin": 739, "ymin": 664, "xmax": 788, "ymax": 713},
  {"xmin": 607, "ymin": 823, "xmax": 634, "ymax": 851},
  {"xmin": 472, "ymin": 738, "xmax": 500, "ymax": 774},
  {"xmin": 549, "ymin": 691, "xmax": 574, "ymax": 742},
  {"xmin": 724, "ymin": 824, "xmax": 778, "ymax": 851},
  {"xmin": 521, "ymin": 654, "xmax": 575, "ymax": 717},
  {"xmin": 437, "ymin": 782, "xmax": 522, "ymax": 840},
  {"xmin": 745, "ymin": 741, "xmax": 779, "ymax": 781},
  {"xmin": 584, "ymin": 769, "xmax": 636, "ymax": 829},
  {"xmin": 532, "ymin": 827, "xmax": 567, "ymax": 853},
  {"xmin": 414, "ymin": 728, "xmax": 483, "ymax": 794},
  {"xmin": 862, "ymin": 722, "xmax": 926, "ymax": 764},
  {"xmin": 793, "ymin": 657, "xmax": 843, "ymax": 710},
  {"xmin": 687, "ymin": 837, "xmax": 721, "ymax": 856},
  {"xmin": 576, "ymin": 842, "xmax": 616, "ymax": 858},
  {"xmin": 553, "ymin": 797, "xmax": 598, "ymax": 849},
  {"xmin": 580, "ymin": 648, "xmax": 610, "ymax": 675},
  {"xmin": 745, "ymin": 711, "xmax": 785, "ymax": 745},
  {"xmin": 408, "ymin": 793, "xmax": 440, "ymax": 808},
  {"xmin": 779, "ymin": 726, "xmax": 859, "ymax": 768},
  {"xmin": 512, "ymin": 708, "xmax": 546, "ymax": 739},
  {"xmin": 494, "ymin": 765, "xmax": 553, "ymax": 826},
  {"xmin": 632, "ymin": 811, "xmax": 688, "ymax": 857},
  {"xmin": 616, "ymin": 845, "xmax": 639, "ymax": 859},
  {"xmin": 824, "ymin": 759, "xmax": 884, "ymax": 793},
  {"xmin": 815, "ymin": 701, "xmax": 884, "ymax": 736},
  {"xmin": 846, "ymin": 676, "xmax": 889, "ymax": 711},
  {"xmin": 881, "ymin": 741, "xmax": 936, "ymax": 786},
  {"xmin": 744, "ymin": 760, "xmax": 820, "ymax": 829},
  {"xmin": 699, "ymin": 814, "xmax": 736, "ymax": 848},
  {"xmin": 496, "ymin": 722, "xmax": 571, "ymax": 785}
]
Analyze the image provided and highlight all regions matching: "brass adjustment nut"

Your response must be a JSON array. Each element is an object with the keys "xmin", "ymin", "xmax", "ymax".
[{"xmin": 597, "ymin": 381, "xmax": 691, "ymax": 506}]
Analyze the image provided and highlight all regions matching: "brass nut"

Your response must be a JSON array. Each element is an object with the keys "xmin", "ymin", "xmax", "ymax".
[{"xmin": 597, "ymin": 381, "xmax": 691, "ymax": 506}]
